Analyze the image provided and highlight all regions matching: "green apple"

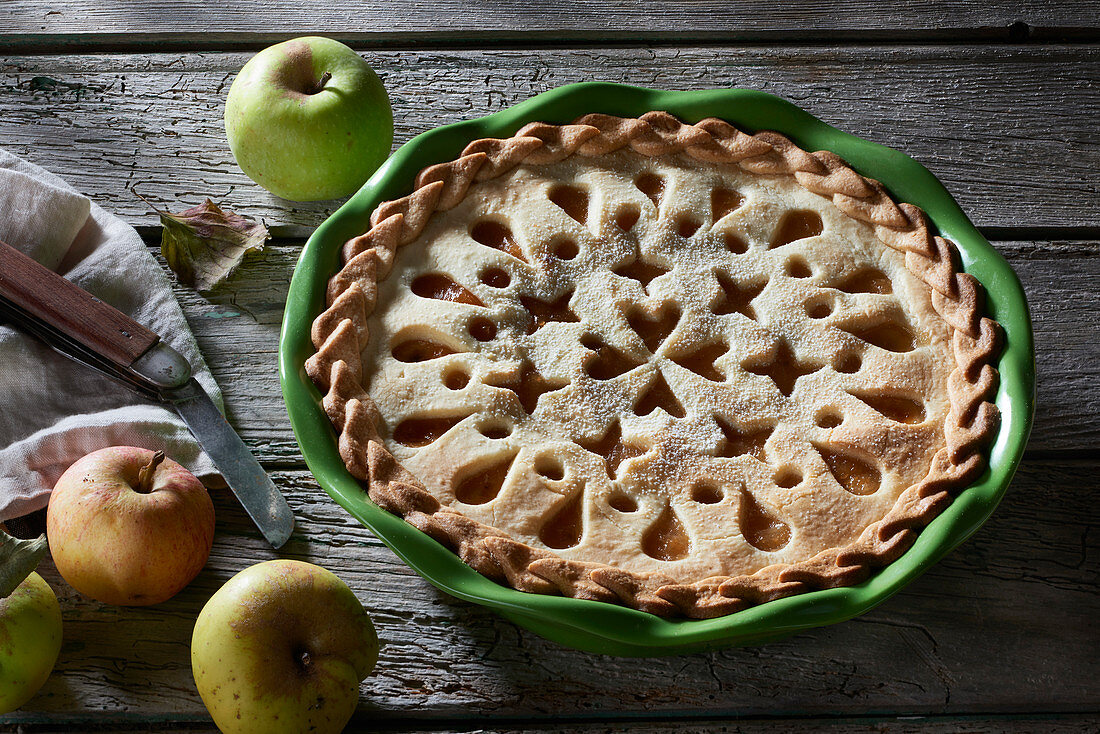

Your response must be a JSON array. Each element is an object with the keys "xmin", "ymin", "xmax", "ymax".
[
  {"xmin": 47, "ymin": 447, "xmax": 215, "ymax": 606},
  {"xmin": 191, "ymin": 559, "xmax": 379, "ymax": 734},
  {"xmin": 0, "ymin": 572, "xmax": 62, "ymax": 713},
  {"xmin": 224, "ymin": 36, "xmax": 393, "ymax": 201}
]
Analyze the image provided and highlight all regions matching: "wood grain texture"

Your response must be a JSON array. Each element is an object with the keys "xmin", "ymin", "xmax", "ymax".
[
  {"xmin": 1, "ymin": 0, "xmax": 1097, "ymax": 48},
  {"xmin": 158, "ymin": 240, "xmax": 1098, "ymax": 459},
  {"xmin": 0, "ymin": 47, "xmax": 1097, "ymax": 232},
  {"xmin": 6, "ymin": 718, "xmax": 1100, "ymax": 734},
  {"xmin": 1, "ymin": 34, "xmax": 1097, "ymax": 732},
  {"xmin": 0, "ymin": 240, "xmax": 160, "ymax": 367},
  {"xmin": 372, "ymin": 719, "xmax": 1100, "ymax": 734},
  {"xmin": 2, "ymin": 458, "xmax": 1095, "ymax": 725},
  {"xmin": 6, "ymin": 717, "xmax": 1100, "ymax": 734}
]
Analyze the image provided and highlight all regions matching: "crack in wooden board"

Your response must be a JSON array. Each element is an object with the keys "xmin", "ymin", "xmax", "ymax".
[
  {"xmin": 4, "ymin": 459, "xmax": 1096, "ymax": 720},
  {"xmin": 0, "ymin": 47, "xmax": 1097, "ymax": 229},
  {"xmin": 0, "ymin": 0, "xmax": 1098, "ymax": 47}
]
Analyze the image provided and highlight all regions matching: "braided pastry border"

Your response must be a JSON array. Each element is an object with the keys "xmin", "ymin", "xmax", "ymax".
[{"xmin": 306, "ymin": 112, "xmax": 1001, "ymax": 619}]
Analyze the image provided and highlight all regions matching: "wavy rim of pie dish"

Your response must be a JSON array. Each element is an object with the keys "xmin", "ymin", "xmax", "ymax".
[{"xmin": 280, "ymin": 84, "xmax": 1035, "ymax": 655}]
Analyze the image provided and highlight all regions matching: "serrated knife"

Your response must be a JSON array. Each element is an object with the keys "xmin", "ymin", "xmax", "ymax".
[{"xmin": 0, "ymin": 239, "xmax": 294, "ymax": 548}]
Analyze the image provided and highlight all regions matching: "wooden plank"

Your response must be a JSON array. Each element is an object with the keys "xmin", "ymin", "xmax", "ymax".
[
  {"xmin": 0, "ymin": 47, "xmax": 1097, "ymax": 232},
  {"xmin": 1, "ymin": 0, "xmax": 1097, "ymax": 48},
  {"xmin": 163, "ymin": 241, "xmax": 1098, "ymax": 460},
  {"xmin": 3, "ymin": 458, "xmax": 1096, "ymax": 723},
  {"xmin": 374, "ymin": 718, "xmax": 1100, "ymax": 734},
  {"xmin": 5, "ymin": 715, "xmax": 1100, "ymax": 733}
]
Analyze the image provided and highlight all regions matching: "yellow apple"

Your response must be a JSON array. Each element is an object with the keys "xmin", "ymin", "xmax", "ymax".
[
  {"xmin": 191, "ymin": 559, "xmax": 379, "ymax": 734},
  {"xmin": 0, "ymin": 572, "xmax": 62, "ymax": 713},
  {"xmin": 47, "ymin": 447, "xmax": 215, "ymax": 606}
]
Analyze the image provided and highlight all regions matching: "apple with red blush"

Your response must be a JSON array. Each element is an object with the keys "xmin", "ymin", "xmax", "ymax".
[{"xmin": 47, "ymin": 446, "xmax": 215, "ymax": 606}]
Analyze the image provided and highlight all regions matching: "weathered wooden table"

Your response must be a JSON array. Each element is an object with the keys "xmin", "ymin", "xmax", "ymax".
[{"xmin": 2, "ymin": 3, "xmax": 1098, "ymax": 731}]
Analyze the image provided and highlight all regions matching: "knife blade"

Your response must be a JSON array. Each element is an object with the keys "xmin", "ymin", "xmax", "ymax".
[
  {"xmin": 0, "ymin": 238, "xmax": 294, "ymax": 548},
  {"xmin": 167, "ymin": 379, "xmax": 294, "ymax": 548}
]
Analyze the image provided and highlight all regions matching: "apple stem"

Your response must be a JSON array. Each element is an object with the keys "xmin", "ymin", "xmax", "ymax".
[
  {"xmin": 136, "ymin": 450, "xmax": 166, "ymax": 494},
  {"xmin": 315, "ymin": 72, "xmax": 332, "ymax": 94}
]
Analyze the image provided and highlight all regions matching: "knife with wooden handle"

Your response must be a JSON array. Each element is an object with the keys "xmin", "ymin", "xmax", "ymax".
[{"xmin": 0, "ymin": 239, "xmax": 294, "ymax": 548}]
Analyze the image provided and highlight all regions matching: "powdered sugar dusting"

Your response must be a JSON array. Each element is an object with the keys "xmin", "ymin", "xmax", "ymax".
[{"xmin": 361, "ymin": 149, "xmax": 955, "ymax": 582}]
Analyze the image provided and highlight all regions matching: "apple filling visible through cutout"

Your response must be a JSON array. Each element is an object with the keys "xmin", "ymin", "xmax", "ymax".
[{"xmin": 361, "ymin": 149, "xmax": 955, "ymax": 585}]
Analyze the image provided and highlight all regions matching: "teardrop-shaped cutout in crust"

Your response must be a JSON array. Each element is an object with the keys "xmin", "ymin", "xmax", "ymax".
[
  {"xmin": 815, "ymin": 408, "xmax": 843, "ymax": 428},
  {"xmin": 552, "ymin": 238, "xmax": 579, "ymax": 260},
  {"xmin": 468, "ymin": 317, "xmax": 497, "ymax": 342},
  {"xmin": 391, "ymin": 337, "xmax": 458, "ymax": 363},
  {"xmin": 716, "ymin": 417, "xmax": 773, "ymax": 461},
  {"xmin": 609, "ymin": 490, "xmax": 638, "ymax": 513},
  {"xmin": 634, "ymin": 172, "xmax": 665, "ymax": 208},
  {"xmin": 539, "ymin": 489, "xmax": 584, "ymax": 549},
  {"xmin": 723, "ymin": 231, "xmax": 749, "ymax": 254},
  {"xmin": 581, "ymin": 335, "xmax": 644, "ymax": 380},
  {"xmin": 634, "ymin": 371, "xmax": 686, "ymax": 419},
  {"xmin": 805, "ymin": 297, "xmax": 834, "ymax": 319},
  {"xmin": 842, "ymin": 320, "xmax": 916, "ymax": 353},
  {"xmin": 712, "ymin": 271, "xmax": 764, "ymax": 320},
  {"xmin": 834, "ymin": 352, "xmax": 862, "ymax": 374},
  {"xmin": 785, "ymin": 257, "xmax": 813, "ymax": 279},
  {"xmin": 641, "ymin": 503, "xmax": 691, "ymax": 562},
  {"xmin": 479, "ymin": 267, "xmax": 511, "ymax": 288},
  {"xmin": 849, "ymin": 391, "xmax": 926, "ymax": 424},
  {"xmin": 626, "ymin": 303, "xmax": 681, "ymax": 353},
  {"xmin": 411, "ymin": 273, "xmax": 485, "ymax": 306},
  {"xmin": 577, "ymin": 420, "xmax": 646, "ymax": 479},
  {"xmin": 671, "ymin": 342, "xmax": 728, "ymax": 382},
  {"xmin": 770, "ymin": 210, "xmax": 823, "ymax": 249},
  {"xmin": 393, "ymin": 414, "xmax": 471, "ymax": 447},
  {"xmin": 690, "ymin": 480, "xmax": 723, "ymax": 504},
  {"xmin": 535, "ymin": 455, "xmax": 565, "ymax": 481},
  {"xmin": 478, "ymin": 421, "xmax": 512, "ymax": 440},
  {"xmin": 615, "ymin": 206, "xmax": 640, "ymax": 232},
  {"xmin": 834, "ymin": 267, "xmax": 893, "ymax": 295},
  {"xmin": 773, "ymin": 466, "xmax": 802, "ymax": 488},
  {"xmin": 443, "ymin": 370, "xmax": 469, "ymax": 390},
  {"xmin": 548, "ymin": 184, "xmax": 589, "ymax": 224},
  {"xmin": 677, "ymin": 217, "xmax": 701, "ymax": 238},
  {"xmin": 711, "ymin": 188, "xmax": 745, "ymax": 222},
  {"xmin": 471, "ymin": 219, "xmax": 527, "ymax": 263},
  {"xmin": 454, "ymin": 453, "xmax": 515, "ymax": 504},
  {"xmin": 738, "ymin": 488, "xmax": 791, "ymax": 552},
  {"xmin": 815, "ymin": 444, "xmax": 881, "ymax": 496}
]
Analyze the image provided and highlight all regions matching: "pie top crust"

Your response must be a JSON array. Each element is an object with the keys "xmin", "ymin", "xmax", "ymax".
[{"xmin": 307, "ymin": 112, "xmax": 1001, "ymax": 618}]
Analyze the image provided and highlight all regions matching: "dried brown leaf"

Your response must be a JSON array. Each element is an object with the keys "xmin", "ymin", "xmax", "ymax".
[{"xmin": 137, "ymin": 192, "xmax": 269, "ymax": 291}]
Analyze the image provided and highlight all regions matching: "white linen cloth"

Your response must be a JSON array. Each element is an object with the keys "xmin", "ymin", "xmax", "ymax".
[{"xmin": 0, "ymin": 149, "xmax": 221, "ymax": 522}]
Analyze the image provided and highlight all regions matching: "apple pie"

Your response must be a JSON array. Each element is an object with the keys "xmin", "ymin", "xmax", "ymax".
[{"xmin": 306, "ymin": 112, "xmax": 1001, "ymax": 618}]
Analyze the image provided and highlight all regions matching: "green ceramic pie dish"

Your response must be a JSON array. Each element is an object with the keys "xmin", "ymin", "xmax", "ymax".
[{"xmin": 280, "ymin": 83, "xmax": 1035, "ymax": 656}]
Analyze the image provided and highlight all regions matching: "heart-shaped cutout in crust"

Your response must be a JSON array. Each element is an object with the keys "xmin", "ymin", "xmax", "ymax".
[
  {"xmin": 626, "ymin": 302, "xmax": 681, "ymax": 354},
  {"xmin": 307, "ymin": 112, "xmax": 1001, "ymax": 619}
]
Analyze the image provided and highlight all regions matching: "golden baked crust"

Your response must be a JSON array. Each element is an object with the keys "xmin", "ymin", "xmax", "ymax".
[{"xmin": 306, "ymin": 112, "xmax": 1001, "ymax": 618}]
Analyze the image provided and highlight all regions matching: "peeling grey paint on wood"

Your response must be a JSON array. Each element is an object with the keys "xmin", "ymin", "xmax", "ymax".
[
  {"xmin": 1, "ymin": 0, "xmax": 1097, "ymax": 45},
  {"xmin": 7, "ymin": 460, "xmax": 1096, "ymax": 720},
  {"xmin": 0, "ymin": 47, "xmax": 1097, "ymax": 231},
  {"xmin": 1, "ymin": 34, "xmax": 1097, "ymax": 734}
]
